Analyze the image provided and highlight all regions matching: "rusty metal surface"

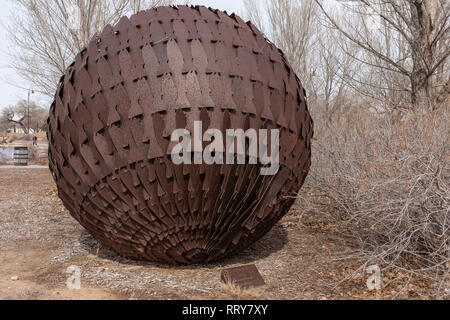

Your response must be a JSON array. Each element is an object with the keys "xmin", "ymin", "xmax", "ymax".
[
  {"xmin": 221, "ymin": 264, "xmax": 265, "ymax": 289},
  {"xmin": 47, "ymin": 5, "xmax": 313, "ymax": 264}
]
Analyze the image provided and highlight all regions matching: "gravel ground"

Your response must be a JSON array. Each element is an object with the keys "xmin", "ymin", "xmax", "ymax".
[{"xmin": 0, "ymin": 168, "xmax": 439, "ymax": 300}]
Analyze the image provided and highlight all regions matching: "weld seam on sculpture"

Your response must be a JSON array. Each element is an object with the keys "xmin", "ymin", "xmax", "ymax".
[{"xmin": 47, "ymin": 5, "xmax": 313, "ymax": 264}]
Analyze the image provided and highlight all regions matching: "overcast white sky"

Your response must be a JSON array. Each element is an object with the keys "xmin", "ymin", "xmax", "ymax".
[{"xmin": 0, "ymin": 0, "xmax": 246, "ymax": 111}]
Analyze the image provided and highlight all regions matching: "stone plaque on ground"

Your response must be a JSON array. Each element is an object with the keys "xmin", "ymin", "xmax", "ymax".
[{"xmin": 220, "ymin": 264, "xmax": 265, "ymax": 289}]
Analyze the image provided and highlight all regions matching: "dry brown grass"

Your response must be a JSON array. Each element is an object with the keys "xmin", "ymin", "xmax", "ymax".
[
  {"xmin": 219, "ymin": 281, "xmax": 263, "ymax": 300},
  {"xmin": 298, "ymin": 103, "xmax": 449, "ymax": 298}
]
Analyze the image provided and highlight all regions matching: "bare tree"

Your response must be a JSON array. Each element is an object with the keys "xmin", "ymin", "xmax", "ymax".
[
  {"xmin": 243, "ymin": 0, "xmax": 267, "ymax": 33},
  {"xmin": 6, "ymin": 0, "xmax": 179, "ymax": 98},
  {"xmin": 244, "ymin": 0, "xmax": 358, "ymax": 121},
  {"xmin": 1, "ymin": 106, "xmax": 28, "ymax": 133},
  {"xmin": 315, "ymin": 0, "xmax": 450, "ymax": 110},
  {"xmin": 244, "ymin": 0, "xmax": 320, "ymax": 97},
  {"xmin": 0, "ymin": 100, "xmax": 48, "ymax": 133},
  {"xmin": 316, "ymin": 29, "xmax": 360, "ymax": 122}
]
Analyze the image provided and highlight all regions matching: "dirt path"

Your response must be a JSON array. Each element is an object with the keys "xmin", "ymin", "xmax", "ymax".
[
  {"xmin": 0, "ymin": 242, "xmax": 123, "ymax": 300},
  {"xmin": 0, "ymin": 168, "xmax": 436, "ymax": 299}
]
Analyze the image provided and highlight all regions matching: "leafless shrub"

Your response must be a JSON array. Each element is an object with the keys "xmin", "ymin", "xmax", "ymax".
[{"xmin": 298, "ymin": 103, "xmax": 449, "ymax": 297}]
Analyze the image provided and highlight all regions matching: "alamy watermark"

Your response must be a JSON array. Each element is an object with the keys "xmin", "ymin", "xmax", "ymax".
[
  {"xmin": 366, "ymin": 265, "xmax": 382, "ymax": 290},
  {"xmin": 170, "ymin": 121, "xmax": 280, "ymax": 176},
  {"xmin": 66, "ymin": 265, "xmax": 81, "ymax": 290}
]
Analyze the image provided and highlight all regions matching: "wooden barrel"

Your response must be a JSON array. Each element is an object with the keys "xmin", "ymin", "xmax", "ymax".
[{"xmin": 14, "ymin": 146, "xmax": 28, "ymax": 166}]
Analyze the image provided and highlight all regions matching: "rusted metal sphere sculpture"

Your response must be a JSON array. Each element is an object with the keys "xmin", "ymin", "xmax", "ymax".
[{"xmin": 47, "ymin": 5, "xmax": 313, "ymax": 264}]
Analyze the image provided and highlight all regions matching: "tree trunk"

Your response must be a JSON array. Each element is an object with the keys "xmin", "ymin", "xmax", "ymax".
[
  {"xmin": 410, "ymin": 66, "xmax": 432, "ymax": 110},
  {"xmin": 409, "ymin": 0, "xmax": 434, "ymax": 110}
]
